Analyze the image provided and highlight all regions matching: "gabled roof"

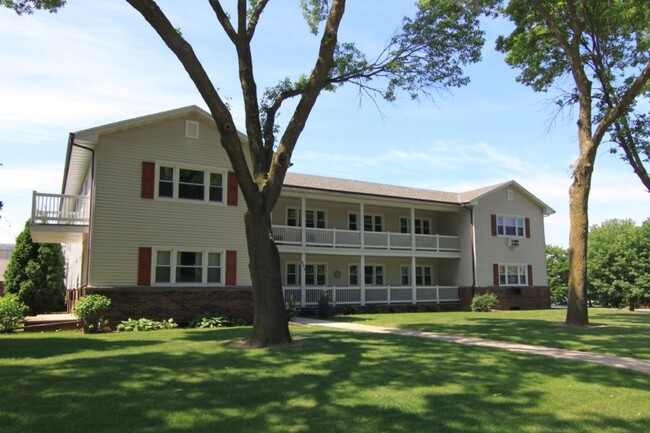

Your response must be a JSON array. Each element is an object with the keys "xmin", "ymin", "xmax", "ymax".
[{"xmin": 284, "ymin": 172, "xmax": 555, "ymax": 215}]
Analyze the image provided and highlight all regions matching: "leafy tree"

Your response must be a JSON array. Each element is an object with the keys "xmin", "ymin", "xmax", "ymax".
[
  {"xmin": 588, "ymin": 219, "xmax": 650, "ymax": 311},
  {"xmin": 496, "ymin": 0, "xmax": 650, "ymax": 326},
  {"xmin": 3, "ymin": 220, "xmax": 65, "ymax": 314},
  {"xmin": 5, "ymin": 1, "xmax": 493, "ymax": 345},
  {"xmin": 546, "ymin": 244, "xmax": 569, "ymax": 305}
]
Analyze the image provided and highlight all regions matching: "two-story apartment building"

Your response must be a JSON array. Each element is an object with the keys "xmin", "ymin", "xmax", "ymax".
[{"xmin": 30, "ymin": 106, "xmax": 554, "ymax": 324}]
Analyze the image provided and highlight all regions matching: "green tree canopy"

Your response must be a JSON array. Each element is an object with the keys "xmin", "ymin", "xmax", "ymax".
[
  {"xmin": 3, "ymin": 220, "xmax": 65, "ymax": 314},
  {"xmin": 546, "ymin": 244, "xmax": 569, "ymax": 305},
  {"xmin": 496, "ymin": 0, "xmax": 650, "ymax": 326},
  {"xmin": 588, "ymin": 219, "xmax": 650, "ymax": 311}
]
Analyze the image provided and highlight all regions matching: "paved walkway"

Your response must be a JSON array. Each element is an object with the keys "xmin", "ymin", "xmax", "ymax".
[{"xmin": 293, "ymin": 317, "xmax": 650, "ymax": 375}]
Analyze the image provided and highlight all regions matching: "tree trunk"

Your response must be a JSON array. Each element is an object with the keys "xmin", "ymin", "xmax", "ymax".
[
  {"xmin": 565, "ymin": 155, "xmax": 594, "ymax": 326},
  {"xmin": 244, "ymin": 210, "xmax": 292, "ymax": 347}
]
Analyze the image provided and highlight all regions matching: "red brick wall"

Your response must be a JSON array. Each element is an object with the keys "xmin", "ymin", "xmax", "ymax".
[
  {"xmin": 458, "ymin": 286, "xmax": 551, "ymax": 311},
  {"xmin": 85, "ymin": 286, "xmax": 254, "ymax": 326}
]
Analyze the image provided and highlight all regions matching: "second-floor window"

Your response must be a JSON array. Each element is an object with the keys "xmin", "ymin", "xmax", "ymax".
[
  {"xmin": 497, "ymin": 215, "xmax": 525, "ymax": 237},
  {"xmin": 364, "ymin": 215, "xmax": 383, "ymax": 232},
  {"xmin": 286, "ymin": 208, "xmax": 326, "ymax": 228},
  {"xmin": 157, "ymin": 165, "xmax": 224, "ymax": 203},
  {"xmin": 399, "ymin": 217, "xmax": 432, "ymax": 234}
]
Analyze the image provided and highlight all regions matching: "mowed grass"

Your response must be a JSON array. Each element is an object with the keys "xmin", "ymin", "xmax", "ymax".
[
  {"xmin": 334, "ymin": 308, "xmax": 650, "ymax": 359},
  {"xmin": 1, "ymin": 323, "xmax": 649, "ymax": 433}
]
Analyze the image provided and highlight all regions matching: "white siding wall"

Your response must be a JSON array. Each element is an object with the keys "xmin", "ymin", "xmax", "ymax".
[
  {"xmin": 89, "ymin": 115, "xmax": 250, "ymax": 286},
  {"xmin": 65, "ymin": 242, "xmax": 84, "ymax": 289},
  {"xmin": 473, "ymin": 187, "xmax": 548, "ymax": 287}
]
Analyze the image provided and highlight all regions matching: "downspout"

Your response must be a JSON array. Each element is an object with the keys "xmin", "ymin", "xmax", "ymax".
[{"xmin": 68, "ymin": 133, "xmax": 95, "ymax": 291}]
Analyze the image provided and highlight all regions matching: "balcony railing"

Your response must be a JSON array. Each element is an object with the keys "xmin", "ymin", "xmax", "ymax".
[
  {"xmin": 272, "ymin": 225, "xmax": 460, "ymax": 252},
  {"xmin": 283, "ymin": 285, "xmax": 459, "ymax": 306},
  {"xmin": 31, "ymin": 192, "xmax": 90, "ymax": 225}
]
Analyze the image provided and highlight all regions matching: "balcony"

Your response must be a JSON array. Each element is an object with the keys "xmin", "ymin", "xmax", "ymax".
[
  {"xmin": 272, "ymin": 225, "xmax": 460, "ymax": 253},
  {"xmin": 30, "ymin": 192, "xmax": 89, "ymax": 243},
  {"xmin": 283, "ymin": 285, "xmax": 459, "ymax": 307}
]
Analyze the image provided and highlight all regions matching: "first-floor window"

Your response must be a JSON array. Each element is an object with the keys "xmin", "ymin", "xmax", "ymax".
[
  {"xmin": 364, "ymin": 265, "xmax": 384, "ymax": 286},
  {"xmin": 154, "ymin": 249, "xmax": 223, "ymax": 285},
  {"xmin": 305, "ymin": 264, "xmax": 326, "ymax": 286},
  {"xmin": 349, "ymin": 264, "xmax": 358, "ymax": 286},
  {"xmin": 499, "ymin": 264, "xmax": 528, "ymax": 286},
  {"xmin": 400, "ymin": 265, "xmax": 433, "ymax": 286},
  {"xmin": 286, "ymin": 263, "xmax": 300, "ymax": 286}
]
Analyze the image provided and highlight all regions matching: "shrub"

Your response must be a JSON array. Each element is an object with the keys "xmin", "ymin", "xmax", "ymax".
[
  {"xmin": 73, "ymin": 294, "xmax": 111, "ymax": 333},
  {"xmin": 285, "ymin": 296, "xmax": 300, "ymax": 321},
  {"xmin": 0, "ymin": 294, "xmax": 28, "ymax": 332},
  {"xmin": 471, "ymin": 292, "xmax": 498, "ymax": 312},
  {"xmin": 317, "ymin": 290, "xmax": 332, "ymax": 319},
  {"xmin": 188, "ymin": 312, "xmax": 245, "ymax": 328},
  {"xmin": 116, "ymin": 318, "xmax": 177, "ymax": 332}
]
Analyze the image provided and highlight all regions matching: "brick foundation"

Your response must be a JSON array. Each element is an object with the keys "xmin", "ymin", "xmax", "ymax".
[
  {"xmin": 458, "ymin": 286, "xmax": 551, "ymax": 311},
  {"xmin": 84, "ymin": 286, "xmax": 254, "ymax": 326}
]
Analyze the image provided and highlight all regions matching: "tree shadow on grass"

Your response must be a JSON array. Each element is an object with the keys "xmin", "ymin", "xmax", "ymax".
[{"xmin": 0, "ymin": 328, "xmax": 648, "ymax": 433}]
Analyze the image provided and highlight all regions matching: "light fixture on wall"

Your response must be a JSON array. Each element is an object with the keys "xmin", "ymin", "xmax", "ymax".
[{"xmin": 334, "ymin": 270, "xmax": 341, "ymax": 278}]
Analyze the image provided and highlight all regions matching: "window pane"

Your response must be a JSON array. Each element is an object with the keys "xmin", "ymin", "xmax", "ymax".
[
  {"xmin": 179, "ymin": 169, "xmax": 204, "ymax": 200},
  {"xmin": 176, "ymin": 251, "xmax": 202, "ymax": 283},
  {"xmin": 207, "ymin": 268, "xmax": 221, "ymax": 283},
  {"xmin": 348, "ymin": 214, "xmax": 357, "ymax": 230},
  {"xmin": 400, "ymin": 218, "xmax": 408, "ymax": 234},
  {"xmin": 155, "ymin": 266, "xmax": 170, "ymax": 283},
  {"xmin": 160, "ymin": 166, "xmax": 173, "ymax": 181},
  {"xmin": 208, "ymin": 252, "xmax": 221, "ymax": 267},
  {"xmin": 422, "ymin": 220, "xmax": 431, "ymax": 234},
  {"xmin": 209, "ymin": 173, "xmax": 223, "ymax": 202},
  {"xmin": 159, "ymin": 167, "xmax": 174, "ymax": 198},
  {"xmin": 156, "ymin": 251, "xmax": 170, "ymax": 265}
]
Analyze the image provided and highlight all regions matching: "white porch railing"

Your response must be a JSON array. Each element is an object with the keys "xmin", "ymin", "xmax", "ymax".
[
  {"xmin": 31, "ymin": 192, "xmax": 90, "ymax": 225},
  {"xmin": 283, "ymin": 285, "xmax": 459, "ymax": 306},
  {"xmin": 272, "ymin": 225, "xmax": 460, "ymax": 252}
]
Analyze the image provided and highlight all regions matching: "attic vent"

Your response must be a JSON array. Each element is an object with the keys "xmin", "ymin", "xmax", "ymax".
[
  {"xmin": 185, "ymin": 120, "xmax": 199, "ymax": 139},
  {"xmin": 507, "ymin": 189, "xmax": 514, "ymax": 201}
]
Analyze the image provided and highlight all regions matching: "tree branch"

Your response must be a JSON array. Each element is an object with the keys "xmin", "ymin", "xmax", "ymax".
[
  {"xmin": 246, "ymin": 0, "xmax": 269, "ymax": 41},
  {"xmin": 208, "ymin": 0, "xmax": 236, "ymax": 43}
]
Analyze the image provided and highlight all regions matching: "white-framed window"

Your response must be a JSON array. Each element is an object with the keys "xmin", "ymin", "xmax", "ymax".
[
  {"xmin": 156, "ymin": 164, "xmax": 225, "ymax": 204},
  {"xmin": 286, "ymin": 263, "xmax": 300, "ymax": 286},
  {"xmin": 305, "ymin": 263, "xmax": 326, "ymax": 286},
  {"xmin": 349, "ymin": 264, "xmax": 358, "ymax": 286},
  {"xmin": 399, "ymin": 217, "xmax": 432, "ymax": 234},
  {"xmin": 286, "ymin": 208, "xmax": 326, "ymax": 228},
  {"xmin": 364, "ymin": 214, "xmax": 383, "ymax": 232},
  {"xmin": 497, "ymin": 215, "xmax": 525, "ymax": 237},
  {"xmin": 348, "ymin": 213, "xmax": 358, "ymax": 231},
  {"xmin": 364, "ymin": 264, "xmax": 384, "ymax": 286},
  {"xmin": 499, "ymin": 264, "xmax": 528, "ymax": 286},
  {"xmin": 154, "ymin": 248, "xmax": 223, "ymax": 285},
  {"xmin": 400, "ymin": 265, "xmax": 433, "ymax": 286}
]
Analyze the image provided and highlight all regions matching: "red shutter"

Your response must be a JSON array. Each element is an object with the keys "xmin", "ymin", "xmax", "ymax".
[
  {"xmin": 493, "ymin": 264, "xmax": 499, "ymax": 286},
  {"xmin": 525, "ymin": 217, "xmax": 531, "ymax": 239},
  {"xmin": 227, "ymin": 171, "xmax": 238, "ymax": 206},
  {"xmin": 528, "ymin": 264, "xmax": 533, "ymax": 286},
  {"xmin": 141, "ymin": 162, "xmax": 155, "ymax": 199},
  {"xmin": 137, "ymin": 247, "xmax": 152, "ymax": 286},
  {"xmin": 491, "ymin": 214, "xmax": 497, "ymax": 236},
  {"xmin": 226, "ymin": 250, "xmax": 237, "ymax": 285}
]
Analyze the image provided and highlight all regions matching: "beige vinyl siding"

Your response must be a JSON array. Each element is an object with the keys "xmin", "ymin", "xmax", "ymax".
[
  {"xmin": 88, "ymin": 115, "xmax": 250, "ymax": 287},
  {"xmin": 473, "ymin": 187, "xmax": 548, "ymax": 287},
  {"xmin": 64, "ymin": 241, "xmax": 84, "ymax": 289},
  {"xmin": 439, "ymin": 208, "xmax": 474, "ymax": 287}
]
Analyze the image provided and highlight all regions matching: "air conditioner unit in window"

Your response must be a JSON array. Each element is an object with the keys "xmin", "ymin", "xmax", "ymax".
[{"xmin": 507, "ymin": 238, "xmax": 519, "ymax": 247}]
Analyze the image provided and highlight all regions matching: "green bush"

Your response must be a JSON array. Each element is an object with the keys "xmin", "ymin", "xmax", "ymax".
[
  {"xmin": 116, "ymin": 318, "xmax": 177, "ymax": 332},
  {"xmin": 317, "ymin": 290, "xmax": 333, "ymax": 319},
  {"xmin": 471, "ymin": 292, "xmax": 498, "ymax": 312},
  {"xmin": 0, "ymin": 294, "xmax": 28, "ymax": 332},
  {"xmin": 285, "ymin": 296, "xmax": 300, "ymax": 321},
  {"xmin": 73, "ymin": 294, "xmax": 111, "ymax": 333},
  {"xmin": 188, "ymin": 312, "xmax": 246, "ymax": 328}
]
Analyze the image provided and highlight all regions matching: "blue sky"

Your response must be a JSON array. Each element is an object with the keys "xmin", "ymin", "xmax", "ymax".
[{"xmin": 0, "ymin": 1, "xmax": 647, "ymax": 247}]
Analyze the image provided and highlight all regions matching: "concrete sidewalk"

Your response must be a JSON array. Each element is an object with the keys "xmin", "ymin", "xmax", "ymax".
[{"xmin": 293, "ymin": 317, "xmax": 650, "ymax": 375}]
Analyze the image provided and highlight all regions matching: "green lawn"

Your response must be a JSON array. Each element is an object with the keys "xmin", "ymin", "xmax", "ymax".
[
  {"xmin": 1, "ymin": 323, "xmax": 649, "ymax": 433},
  {"xmin": 333, "ymin": 308, "xmax": 650, "ymax": 359}
]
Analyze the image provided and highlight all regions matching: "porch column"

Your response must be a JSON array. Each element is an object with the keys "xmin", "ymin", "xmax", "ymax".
[
  {"xmin": 300, "ymin": 252, "xmax": 306, "ymax": 307},
  {"xmin": 411, "ymin": 256, "xmax": 417, "ymax": 304},
  {"xmin": 411, "ymin": 206, "xmax": 416, "ymax": 251},
  {"xmin": 360, "ymin": 202, "xmax": 365, "ymax": 249},
  {"xmin": 360, "ymin": 254, "xmax": 366, "ymax": 306},
  {"xmin": 301, "ymin": 194, "xmax": 307, "ymax": 247}
]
